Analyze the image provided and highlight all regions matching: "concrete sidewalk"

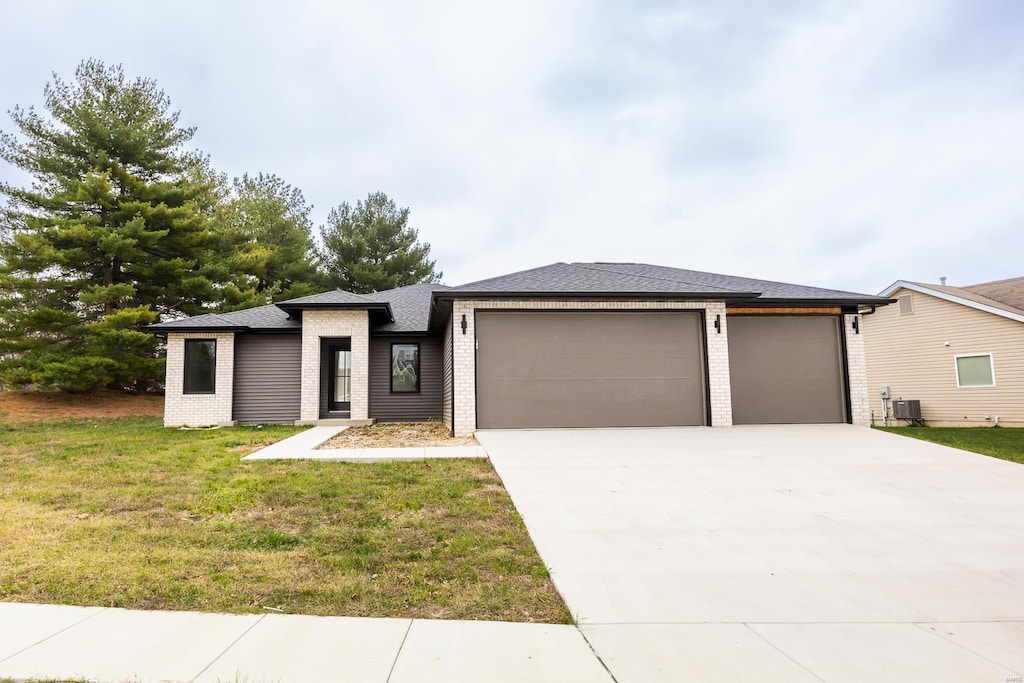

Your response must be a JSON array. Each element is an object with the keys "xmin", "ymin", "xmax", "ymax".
[
  {"xmin": 0, "ymin": 602, "xmax": 612, "ymax": 683},
  {"xmin": 241, "ymin": 426, "xmax": 489, "ymax": 462}
]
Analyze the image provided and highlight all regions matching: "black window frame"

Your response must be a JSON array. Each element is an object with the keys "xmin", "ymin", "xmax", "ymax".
[
  {"xmin": 183, "ymin": 338, "xmax": 217, "ymax": 395},
  {"xmin": 390, "ymin": 342, "xmax": 421, "ymax": 394}
]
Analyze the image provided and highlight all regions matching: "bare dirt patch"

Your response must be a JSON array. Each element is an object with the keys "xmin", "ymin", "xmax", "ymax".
[
  {"xmin": 0, "ymin": 389, "xmax": 163, "ymax": 422},
  {"xmin": 321, "ymin": 422, "xmax": 478, "ymax": 449}
]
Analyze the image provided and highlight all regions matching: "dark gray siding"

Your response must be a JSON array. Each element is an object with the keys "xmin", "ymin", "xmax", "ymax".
[
  {"xmin": 442, "ymin": 316, "xmax": 453, "ymax": 430},
  {"xmin": 232, "ymin": 334, "xmax": 301, "ymax": 424},
  {"xmin": 369, "ymin": 335, "xmax": 444, "ymax": 421}
]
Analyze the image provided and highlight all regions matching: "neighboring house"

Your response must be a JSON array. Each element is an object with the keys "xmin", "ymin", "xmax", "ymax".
[
  {"xmin": 149, "ymin": 262, "xmax": 890, "ymax": 436},
  {"xmin": 863, "ymin": 277, "xmax": 1024, "ymax": 427}
]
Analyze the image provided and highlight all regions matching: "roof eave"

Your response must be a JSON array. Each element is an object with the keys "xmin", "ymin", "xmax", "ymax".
[
  {"xmin": 434, "ymin": 290, "xmax": 760, "ymax": 301},
  {"xmin": 276, "ymin": 301, "xmax": 395, "ymax": 322},
  {"xmin": 146, "ymin": 324, "xmax": 249, "ymax": 334},
  {"xmin": 370, "ymin": 328, "xmax": 432, "ymax": 336},
  {"xmin": 746, "ymin": 297, "xmax": 895, "ymax": 307}
]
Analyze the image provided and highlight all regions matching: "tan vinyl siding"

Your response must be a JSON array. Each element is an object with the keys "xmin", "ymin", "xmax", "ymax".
[{"xmin": 863, "ymin": 288, "xmax": 1024, "ymax": 426}]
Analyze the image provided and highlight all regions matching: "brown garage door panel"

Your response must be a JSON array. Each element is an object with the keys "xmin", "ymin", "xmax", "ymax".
[
  {"xmin": 476, "ymin": 311, "xmax": 707, "ymax": 428},
  {"xmin": 728, "ymin": 316, "xmax": 847, "ymax": 425}
]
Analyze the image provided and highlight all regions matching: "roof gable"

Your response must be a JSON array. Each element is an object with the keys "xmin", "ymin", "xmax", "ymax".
[
  {"xmin": 362, "ymin": 283, "xmax": 451, "ymax": 333},
  {"xmin": 880, "ymin": 280, "xmax": 1024, "ymax": 324}
]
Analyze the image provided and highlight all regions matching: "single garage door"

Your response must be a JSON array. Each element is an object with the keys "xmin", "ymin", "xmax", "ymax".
[
  {"xmin": 232, "ymin": 334, "xmax": 302, "ymax": 424},
  {"xmin": 476, "ymin": 311, "xmax": 707, "ymax": 429},
  {"xmin": 728, "ymin": 315, "xmax": 847, "ymax": 424}
]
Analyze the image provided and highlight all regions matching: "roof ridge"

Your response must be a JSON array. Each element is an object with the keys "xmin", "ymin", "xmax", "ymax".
[
  {"xmin": 277, "ymin": 288, "xmax": 376, "ymax": 304},
  {"xmin": 964, "ymin": 275, "xmax": 1024, "ymax": 288},
  {"xmin": 574, "ymin": 262, "xmax": 746, "ymax": 293},
  {"xmin": 453, "ymin": 262, "xmax": 568, "ymax": 289}
]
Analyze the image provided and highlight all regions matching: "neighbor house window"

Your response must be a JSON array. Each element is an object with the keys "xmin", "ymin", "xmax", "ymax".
[
  {"xmin": 184, "ymin": 339, "xmax": 216, "ymax": 394},
  {"xmin": 955, "ymin": 353, "xmax": 995, "ymax": 388},
  {"xmin": 898, "ymin": 294, "xmax": 914, "ymax": 315},
  {"xmin": 391, "ymin": 343, "xmax": 420, "ymax": 393}
]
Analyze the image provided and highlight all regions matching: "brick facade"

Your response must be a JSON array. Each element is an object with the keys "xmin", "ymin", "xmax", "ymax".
[
  {"xmin": 163, "ymin": 332, "xmax": 235, "ymax": 427},
  {"xmin": 844, "ymin": 313, "xmax": 871, "ymax": 426},
  {"xmin": 450, "ymin": 299, "xmax": 734, "ymax": 437},
  {"xmin": 300, "ymin": 310, "xmax": 369, "ymax": 421}
]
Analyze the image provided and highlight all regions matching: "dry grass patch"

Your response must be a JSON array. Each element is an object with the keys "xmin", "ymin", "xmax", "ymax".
[
  {"xmin": 0, "ymin": 417, "xmax": 568, "ymax": 623},
  {"xmin": 0, "ymin": 389, "xmax": 163, "ymax": 421},
  {"xmin": 322, "ymin": 421, "xmax": 478, "ymax": 449}
]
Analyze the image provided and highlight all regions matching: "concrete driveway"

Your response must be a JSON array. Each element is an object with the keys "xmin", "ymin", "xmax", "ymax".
[{"xmin": 477, "ymin": 425, "xmax": 1024, "ymax": 683}]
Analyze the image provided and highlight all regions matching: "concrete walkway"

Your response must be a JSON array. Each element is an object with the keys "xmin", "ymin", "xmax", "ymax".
[
  {"xmin": 242, "ymin": 426, "xmax": 488, "ymax": 462},
  {"xmin": 479, "ymin": 425, "xmax": 1024, "ymax": 683},
  {"xmin": 0, "ymin": 602, "xmax": 612, "ymax": 683}
]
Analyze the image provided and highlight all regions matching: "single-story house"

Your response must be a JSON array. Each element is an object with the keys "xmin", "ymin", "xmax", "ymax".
[
  {"xmin": 863, "ymin": 277, "xmax": 1024, "ymax": 427},
  {"xmin": 149, "ymin": 262, "xmax": 891, "ymax": 436}
]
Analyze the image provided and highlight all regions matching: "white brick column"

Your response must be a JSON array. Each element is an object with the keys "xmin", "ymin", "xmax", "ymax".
[
  {"xmin": 705, "ymin": 302, "xmax": 733, "ymax": 427},
  {"xmin": 300, "ymin": 310, "xmax": 369, "ymax": 421},
  {"xmin": 163, "ymin": 331, "xmax": 235, "ymax": 427},
  {"xmin": 450, "ymin": 299, "xmax": 732, "ymax": 437},
  {"xmin": 452, "ymin": 301, "xmax": 477, "ymax": 438},
  {"xmin": 844, "ymin": 313, "xmax": 870, "ymax": 426}
]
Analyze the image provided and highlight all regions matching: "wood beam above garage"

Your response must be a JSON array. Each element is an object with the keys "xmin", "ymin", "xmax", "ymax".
[{"xmin": 726, "ymin": 306, "xmax": 842, "ymax": 315}]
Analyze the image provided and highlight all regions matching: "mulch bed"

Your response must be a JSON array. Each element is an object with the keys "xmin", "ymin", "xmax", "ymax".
[{"xmin": 320, "ymin": 422, "xmax": 477, "ymax": 449}]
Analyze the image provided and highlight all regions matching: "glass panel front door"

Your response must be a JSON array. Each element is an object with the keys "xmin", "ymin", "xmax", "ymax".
[
  {"xmin": 334, "ymin": 349, "xmax": 351, "ymax": 404},
  {"xmin": 327, "ymin": 341, "xmax": 352, "ymax": 412}
]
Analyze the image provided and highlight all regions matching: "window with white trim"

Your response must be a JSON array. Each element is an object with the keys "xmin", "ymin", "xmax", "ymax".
[{"xmin": 955, "ymin": 353, "xmax": 994, "ymax": 388}]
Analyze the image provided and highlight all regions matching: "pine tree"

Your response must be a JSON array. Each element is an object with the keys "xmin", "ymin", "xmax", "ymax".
[
  {"xmin": 0, "ymin": 60, "xmax": 229, "ymax": 391},
  {"xmin": 219, "ymin": 173, "xmax": 324, "ymax": 310},
  {"xmin": 319, "ymin": 192, "xmax": 442, "ymax": 293}
]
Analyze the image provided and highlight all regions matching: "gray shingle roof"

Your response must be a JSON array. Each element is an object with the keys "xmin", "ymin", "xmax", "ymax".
[
  {"xmin": 276, "ymin": 290, "xmax": 378, "ymax": 306},
  {"xmin": 149, "ymin": 304, "xmax": 299, "ymax": 331},
  {"xmin": 151, "ymin": 262, "xmax": 887, "ymax": 334},
  {"xmin": 150, "ymin": 285, "xmax": 448, "ymax": 334},
  {"xmin": 444, "ymin": 262, "xmax": 888, "ymax": 303},
  {"xmin": 362, "ymin": 283, "xmax": 451, "ymax": 333}
]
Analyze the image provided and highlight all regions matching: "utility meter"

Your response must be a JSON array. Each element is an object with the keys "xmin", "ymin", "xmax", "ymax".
[{"xmin": 879, "ymin": 386, "xmax": 891, "ymax": 400}]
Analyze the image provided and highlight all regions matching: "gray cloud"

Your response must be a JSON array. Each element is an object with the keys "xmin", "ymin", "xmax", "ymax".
[{"xmin": 1, "ymin": 0, "xmax": 1022, "ymax": 294}]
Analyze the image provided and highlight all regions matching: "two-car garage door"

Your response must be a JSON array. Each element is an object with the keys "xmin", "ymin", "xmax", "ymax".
[
  {"xmin": 474, "ymin": 311, "xmax": 848, "ymax": 428},
  {"xmin": 476, "ymin": 311, "xmax": 708, "ymax": 428}
]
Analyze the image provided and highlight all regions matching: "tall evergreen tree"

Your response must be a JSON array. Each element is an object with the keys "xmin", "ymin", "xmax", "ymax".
[
  {"xmin": 0, "ymin": 60, "xmax": 229, "ymax": 391},
  {"xmin": 219, "ymin": 173, "xmax": 323, "ymax": 310},
  {"xmin": 319, "ymin": 192, "xmax": 441, "ymax": 293}
]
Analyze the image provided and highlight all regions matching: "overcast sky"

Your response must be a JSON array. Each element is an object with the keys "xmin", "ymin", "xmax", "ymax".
[{"xmin": 2, "ymin": 0, "xmax": 1021, "ymax": 294}]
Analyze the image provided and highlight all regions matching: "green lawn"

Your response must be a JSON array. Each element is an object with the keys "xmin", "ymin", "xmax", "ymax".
[
  {"xmin": 876, "ymin": 426, "xmax": 1024, "ymax": 465},
  {"xmin": 0, "ymin": 417, "xmax": 570, "ymax": 623}
]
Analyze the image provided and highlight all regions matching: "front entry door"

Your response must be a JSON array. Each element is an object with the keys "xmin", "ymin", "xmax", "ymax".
[{"xmin": 327, "ymin": 340, "xmax": 352, "ymax": 413}]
